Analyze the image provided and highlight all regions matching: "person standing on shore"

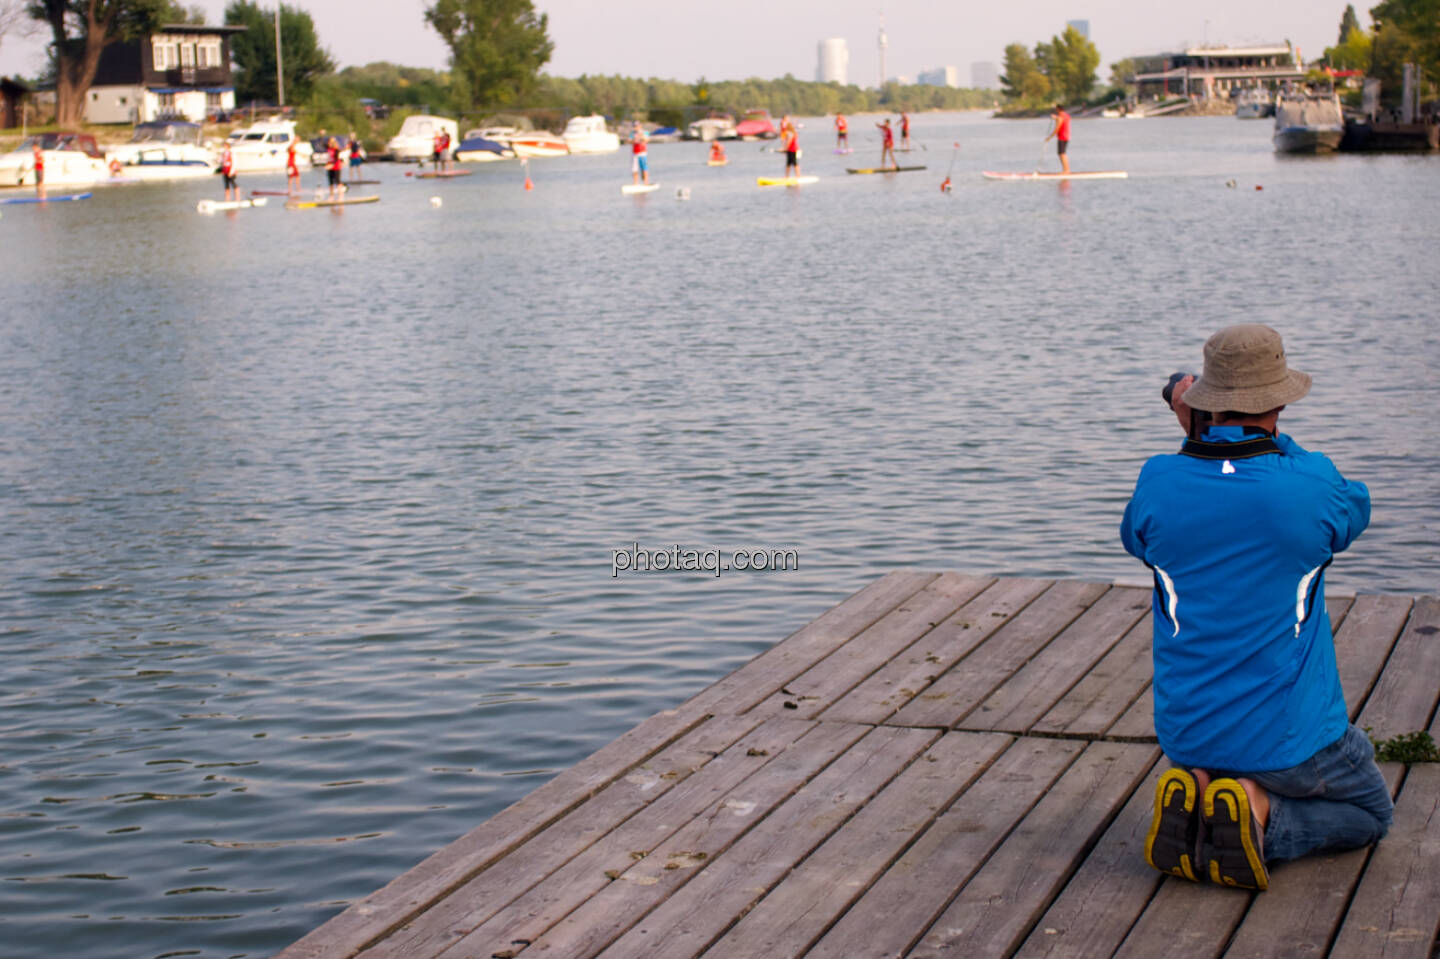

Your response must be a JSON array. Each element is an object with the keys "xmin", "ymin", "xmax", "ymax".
[
  {"xmin": 877, "ymin": 117, "xmax": 896, "ymax": 169},
  {"xmin": 1123, "ymin": 324, "xmax": 1391, "ymax": 892},
  {"xmin": 1045, "ymin": 103, "xmax": 1071, "ymax": 174}
]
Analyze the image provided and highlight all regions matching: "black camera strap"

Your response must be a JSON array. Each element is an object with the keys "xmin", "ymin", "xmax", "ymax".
[{"xmin": 1179, "ymin": 434, "xmax": 1281, "ymax": 460}]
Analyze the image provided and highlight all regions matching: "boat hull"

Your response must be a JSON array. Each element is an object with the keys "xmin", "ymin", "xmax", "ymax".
[
  {"xmin": 1273, "ymin": 129, "xmax": 1343, "ymax": 153},
  {"xmin": 508, "ymin": 138, "xmax": 568, "ymax": 158}
]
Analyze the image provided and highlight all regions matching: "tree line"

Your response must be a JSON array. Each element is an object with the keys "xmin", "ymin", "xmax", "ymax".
[{"xmin": 1320, "ymin": 1, "xmax": 1437, "ymax": 105}]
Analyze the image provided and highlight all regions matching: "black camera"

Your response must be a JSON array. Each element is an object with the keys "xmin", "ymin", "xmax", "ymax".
[{"xmin": 1162, "ymin": 372, "xmax": 1211, "ymax": 438}]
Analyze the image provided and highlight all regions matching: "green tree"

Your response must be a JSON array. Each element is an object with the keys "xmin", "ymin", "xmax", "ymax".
[
  {"xmin": 225, "ymin": 1, "xmax": 334, "ymax": 104},
  {"xmin": 1370, "ymin": 0, "xmax": 1440, "ymax": 90},
  {"xmin": 1001, "ymin": 42, "xmax": 1046, "ymax": 103},
  {"xmin": 1338, "ymin": 4, "xmax": 1361, "ymax": 44},
  {"xmin": 1042, "ymin": 25, "xmax": 1101, "ymax": 103},
  {"xmin": 425, "ymin": 0, "xmax": 552, "ymax": 110},
  {"xmin": 1325, "ymin": 25, "xmax": 1373, "ymax": 70},
  {"xmin": 29, "ymin": 0, "xmax": 181, "ymax": 124}
]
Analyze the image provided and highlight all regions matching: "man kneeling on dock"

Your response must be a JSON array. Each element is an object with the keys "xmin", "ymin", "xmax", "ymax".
[{"xmin": 1120, "ymin": 324, "xmax": 1392, "ymax": 890}]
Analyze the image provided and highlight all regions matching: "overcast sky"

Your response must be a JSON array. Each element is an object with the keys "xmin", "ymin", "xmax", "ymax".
[{"xmin": 1, "ymin": 0, "xmax": 1355, "ymax": 87}]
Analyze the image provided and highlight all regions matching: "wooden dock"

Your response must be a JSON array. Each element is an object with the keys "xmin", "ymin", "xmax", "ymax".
[{"xmin": 277, "ymin": 572, "xmax": 1440, "ymax": 959}]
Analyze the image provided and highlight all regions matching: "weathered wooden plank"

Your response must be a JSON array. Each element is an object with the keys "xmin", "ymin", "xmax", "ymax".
[
  {"xmin": 275, "ymin": 704, "xmax": 718, "ymax": 959},
  {"xmin": 824, "ymin": 577, "xmax": 1052, "ymax": 726},
  {"xmin": 909, "ymin": 741, "xmax": 1161, "ymax": 958},
  {"xmin": 1033, "ymin": 616, "xmax": 1152, "ymax": 739},
  {"xmin": 1356, "ymin": 597, "xmax": 1440, "ymax": 742},
  {"xmin": 435, "ymin": 720, "xmax": 869, "ymax": 959},
  {"xmin": 1329, "ymin": 763, "xmax": 1440, "ymax": 959},
  {"xmin": 805, "ymin": 737, "xmax": 1086, "ymax": 957},
  {"xmin": 1220, "ymin": 765, "xmax": 1405, "ymax": 959},
  {"xmin": 356, "ymin": 713, "xmax": 766, "ymax": 958},
  {"xmin": 697, "ymin": 731, "xmax": 1014, "ymax": 959},
  {"xmin": 1325, "ymin": 594, "xmax": 1355, "ymax": 633},
  {"xmin": 1334, "ymin": 593, "xmax": 1413, "ymax": 718},
  {"xmin": 747, "ymin": 573, "xmax": 996, "ymax": 720},
  {"xmin": 1112, "ymin": 874, "xmax": 1251, "ymax": 959},
  {"xmin": 685, "ymin": 570, "xmax": 938, "ymax": 717},
  {"xmin": 891, "ymin": 581, "xmax": 1111, "ymax": 729},
  {"xmin": 958, "ymin": 587, "xmax": 1150, "ymax": 734},
  {"xmin": 1012, "ymin": 757, "xmax": 1166, "ymax": 959},
  {"xmin": 593, "ymin": 725, "xmax": 943, "ymax": 959}
]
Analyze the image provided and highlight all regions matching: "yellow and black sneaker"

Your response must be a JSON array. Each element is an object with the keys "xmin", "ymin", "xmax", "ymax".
[
  {"xmin": 1144, "ymin": 767, "xmax": 1202, "ymax": 881},
  {"xmin": 1203, "ymin": 778, "xmax": 1269, "ymax": 891}
]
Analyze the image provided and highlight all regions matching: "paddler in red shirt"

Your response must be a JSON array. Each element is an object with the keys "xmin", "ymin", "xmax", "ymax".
[
  {"xmin": 220, "ymin": 142, "xmax": 237, "ymax": 201},
  {"xmin": 1045, "ymin": 103, "xmax": 1071, "ymax": 174},
  {"xmin": 779, "ymin": 115, "xmax": 800, "ymax": 179},
  {"xmin": 31, "ymin": 140, "xmax": 45, "ymax": 198},
  {"xmin": 877, "ymin": 117, "xmax": 896, "ymax": 169},
  {"xmin": 899, "ymin": 111, "xmax": 911, "ymax": 150},
  {"xmin": 834, "ymin": 113, "xmax": 848, "ymax": 150},
  {"xmin": 285, "ymin": 138, "xmax": 300, "ymax": 194}
]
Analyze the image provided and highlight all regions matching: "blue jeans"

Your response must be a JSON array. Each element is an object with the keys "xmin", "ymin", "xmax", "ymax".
[{"xmin": 1213, "ymin": 723, "xmax": 1393, "ymax": 863}]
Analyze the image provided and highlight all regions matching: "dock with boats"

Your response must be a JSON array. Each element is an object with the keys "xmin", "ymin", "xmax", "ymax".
[{"xmin": 276, "ymin": 571, "xmax": 1440, "ymax": 959}]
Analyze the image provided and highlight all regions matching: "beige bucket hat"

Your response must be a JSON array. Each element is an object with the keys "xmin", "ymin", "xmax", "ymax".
[{"xmin": 1182, "ymin": 324, "xmax": 1312, "ymax": 414}]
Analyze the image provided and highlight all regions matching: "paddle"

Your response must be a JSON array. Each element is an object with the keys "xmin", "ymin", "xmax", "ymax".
[{"xmin": 941, "ymin": 142, "xmax": 959, "ymax": 193}]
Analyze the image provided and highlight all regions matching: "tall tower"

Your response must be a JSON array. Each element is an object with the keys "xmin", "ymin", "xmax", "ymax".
[
  {"xmin": 816, "ymin": 38, "xmax": 850, "ymax": 84},
  {"xmin": 878, "ymin": 13, "xmax": 888, "ymax": 88}
]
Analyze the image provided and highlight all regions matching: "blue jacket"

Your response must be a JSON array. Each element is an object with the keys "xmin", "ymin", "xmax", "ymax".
[{"xmin": 1120, "ymin": 425, "xmax": 1370, "ymax": 771}]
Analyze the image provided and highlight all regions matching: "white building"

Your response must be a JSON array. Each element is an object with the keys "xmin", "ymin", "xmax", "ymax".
[
  {"xmin": 917, "ymin": 66, "xmax": 959, "ymax": 87},
  {"xmin": 971, "ymin": 61, "xmax": 1001, "ymax": 89},
  {"xmin": 816, "ymin": 38, "xmax": 849, "ymax": 85}
]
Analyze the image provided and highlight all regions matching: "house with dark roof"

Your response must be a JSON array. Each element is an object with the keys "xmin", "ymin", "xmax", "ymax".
[{"xmin": 87, "ymin": 23, "xmax": 247, "ymax": 124}]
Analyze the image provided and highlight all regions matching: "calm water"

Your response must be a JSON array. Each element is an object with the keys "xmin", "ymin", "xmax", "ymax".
[{"xmin": 1, "ymin": 112, "xmax": 1437, "ymax": 958}]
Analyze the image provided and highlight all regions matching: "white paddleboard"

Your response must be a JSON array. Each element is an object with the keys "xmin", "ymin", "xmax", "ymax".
[
  {"xmin": 981, "ymin": 170, "xmax": 1128, "ymax": 181},
  {"xmin": 621, "ymin": 183, "xmax": 660, "ymax": 195},
  {"xmin": 197, "ymin": 197, "xmax": 268, "ymax": 213}
]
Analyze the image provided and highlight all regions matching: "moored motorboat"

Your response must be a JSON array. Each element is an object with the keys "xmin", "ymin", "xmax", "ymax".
[
  {"xmin": 455, "ymin": 129, "xmax": 516, "ymax": 162},
  {"xmin": 106, "ymin": 121, "xmax": 217, "ymax": 179},
  {"xmin": 385, "ymin": 115, "xmax": 458, "ymax": 162},
  {"xmin": 687, "ymin": 113, "xmax": 737, "ymax": 141},
  {"xmin": 735, "ymin": 109, "xmax": 777, "ymax": 139},
  {"xmin": 0, "ymin": 132, "xmax": 107, "ymax": 188},
  {"xmin": 1273, "ymin": 89, "xmax": 1344, "ymax": 153},
  {"xmin": 507, "ymin": 130, "xmax": 568, "ymax": 157},
  {"xmin": 562, "ymin": 115, "xmax": 620, "ymax": 154},
  {"xmin": 225, "ymin": 119, "xmax": 313, "ymax": 173},
  {"xmin": 1234, "ymin": 87, "xmax": 1276, "ymax": 119}
]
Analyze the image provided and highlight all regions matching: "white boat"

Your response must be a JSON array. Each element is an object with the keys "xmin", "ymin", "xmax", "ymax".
[
  {"xmin": 686, "ymin": 114, "xmax": 738, "ymax": 141},
  {"xmin": 106, "ymin": 121, "xmax": 217, "ymax": 180},
  {"xmin": 562, "ymin": 115, "xmax": 620, "ymax": 154},
  {"xmin": 225, "ymin": 119, "xmax": 312, "ymax": 174},
  {"xmin": 385, "ymin": 114, "xmax": 458, "ymax": 161},
  {"xmin": 0, "ymin": 132, "xmax": 107, "ymax": 188},
  {"xmin": 1235, "ymin": 87, "xmax": 1276, "ymax": 119},
  {"xmin": 507, "ymin": 131, "xmax": 568, "ymax": 157},
  {"xmin": 1273, "ymin": 90, "xmax": 1344, "ymax": 153},
  {"xmin": 455, "ymin": 128, "xmax": 515, "ymax": 163}
]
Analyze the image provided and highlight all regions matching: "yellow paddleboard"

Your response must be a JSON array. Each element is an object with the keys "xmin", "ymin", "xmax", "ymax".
[{"xmin": 756, "ymin": 175, "xmax": 818, "ymax": 187}]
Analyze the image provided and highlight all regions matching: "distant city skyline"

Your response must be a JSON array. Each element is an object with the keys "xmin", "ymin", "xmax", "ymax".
[{"xmin": 0, "ymin": 0, "xmax": 1352, "ymax": 90}]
